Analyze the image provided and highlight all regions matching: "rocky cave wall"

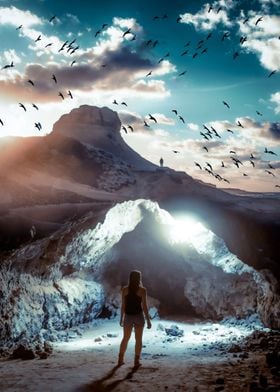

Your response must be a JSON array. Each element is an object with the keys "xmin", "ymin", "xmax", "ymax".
[{"xmin": 1, "ymin": 199, "xmax": 279, "ymax": 349}]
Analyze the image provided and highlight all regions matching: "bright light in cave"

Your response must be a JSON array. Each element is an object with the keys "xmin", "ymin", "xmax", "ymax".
[{"xmin": 168, "ymin": 216, "xmax": 213, "ymax": 251}]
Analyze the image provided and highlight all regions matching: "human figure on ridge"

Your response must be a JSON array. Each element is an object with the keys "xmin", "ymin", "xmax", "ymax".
[{"xmin": 118, "ymin": 270, "xmax": 152, "ymax": 368}]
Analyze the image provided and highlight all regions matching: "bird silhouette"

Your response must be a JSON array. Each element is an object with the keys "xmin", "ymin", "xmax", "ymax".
[
  {"xmin": 227, "ymin": 129, "xmax": 234, "ymax": 133},
  {"xmin": 52, "ymin": 74, "xmax": 57, "ymax": 83},
  {"xmin": 122, "ymin": 126, "xmax": 128, "ymax": 134},
  {"xmin": 113, "ymin": 99, "xmax": 118, "ymax": 105},
  {"xmin": 264, "ymin": 147, "xmax": 277, "ymax": 155},
  {"xmin": 195, "ymin": 162, "xmax": 202, "ymax": 170},
  {"xmin": 16, "ymin": 25, "xmax": 23, "ymax": 30},
  {"xmin": 35, "ymin": 35, "xmax": 41, "ymax": 42},
  {"xmin": 268, "ymin": 163, "xmax": 274, "ymax": 169},
  {"xmin": 45, "ymin": 43, "xmax": 53, "ymax": 48},
  {"xmin": 32, "ymin": 103, "xmax": 39, "ymax": 110},
  {"xmin": 178, "ymin": 70, "xmax": 187, "ymax": 76},
  {"xmin": 19, "ymin": 103, "xmax": 26, "ymax": 111},
  {"xmin": 203, "ymin": 146, "xmax": 209, "ymax": 152},
  {"xmin": 250, "ymin": 160, "xmax": 255, "ymax": 167},
  {"xmin": 181, "ymin": 50, "xmax": 188, "ymax": 56},
  {"xmin": 58, "ymin": 92, "xmax": 64, "ymax": 100},
  {"xmin": 206, "ymin": 33, "xmax": 212, "ymax": 40},
  {"xmin": 49, "ymin": 15, "xmax": 56, "ymax": 23},
  {"xmin": 35, "ymin": 122, "xmax": 42, "ymax": 131},
  {"xmin": 230, "ymin": 150, "xmax": 236, "ymax": 154},
  {"xmin": 2, "ymin": 61, "xmax": 14, "ymax": 69},
  {"xmin": 27, "ymin": 79, "xmax": 34, "ymax": 86},
  {"xmin": 268, "ymin": 70, "xmax": 277, "ymax": 78},
  {"xmin": 203, "ymin": 124, "xmax": 210, "ymax": 132},
  {"xmin": 178, "ymin": 115, "xmax": 185, "ymax": 123},
  {"xmin": 243, "ymin": 18, "xmax": 249, "ymax": 24},
  {"xmin": 148, "ymin": 114, "xmax": 157, "ymax": 123},
  {"xmin": 256, "ymin": 111, "xmax": 263, "ymax": 116},
  {"xmin": 0, "ymin": 119, "xmax": 4, "ymax": 126},
  {"xmin": 146, "ymin": 71, "xmax": 152, "ymax": 77},
  {"xmin": 144, "ymin": 120, "xmax": 150, "ymax": 127},
  {"xmin": 222, "ymin": 32, "xmax": 230, "ymax": 41},
  {"xmin": 206, "ymin": 162, "xmax": 213, "ymax": 171},
  {"xmin": 173, "ymin": 150, "xmax": 179, "ymax": 153},
  {"xmin": 153, "ymin": 40, "xmax": 159, "ymax": 48},
  {"xmin": 221, "ymin": 161, "xmax": 225, "ymax": 167},
  {"xmin": 250, "ymin": 153, "xmax": 256, "ymax": 160},
  {"xmin": 223, "ymin": 101, "xmax": 230, "ymax": 109},
  {"xmin": 275, "ymin": 185, "xmax": 280, "ymax": 188},
  {"xmin": 128, "ymin": 125, "xmax": 134, "ymax": 132},
  {"xmin": 255, "ymin": 17, "xmax": 263, "ymax": 26},
  {"xmin": 176, "ymin": 16, "xmax": 182, "ymax": 23},
  {"xmin": 68, "ymin": 90, "xmax": 73, "ymax": 99},
  {"xmin": 172, "ymin": 109, "xmax": 178, "ymax": 115},
  {"xmin": 121, "ymin": 102, "xmax": 127, "ymax": 106},
  {"xmin": 265, "ymin": 170, "xmax": 275, "ymax": 177},
  {"xmin": 70, "ymin": 60, "xmax": 76, "ymax": 67},
  {"xmin": 122, "ymin": 28, "xmax": 132, "ymax": 38},
  {"xmin": 237, "ymin": 120, "xmax": 244, "ymax": 128}
]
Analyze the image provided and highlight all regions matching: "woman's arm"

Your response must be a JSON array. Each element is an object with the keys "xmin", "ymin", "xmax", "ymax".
[
  {"xmin": 142, "ymin": 288, "xmax": 152, "ymax": 329},
  {"xmin": 120, "ymin": 287, "xmax": 125, "ymax": 326}
]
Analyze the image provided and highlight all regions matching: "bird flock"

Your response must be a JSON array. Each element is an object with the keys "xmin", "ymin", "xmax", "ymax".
[{"xmin": 0, "ymin": 6, "xmax": 279, "ymax": 190}]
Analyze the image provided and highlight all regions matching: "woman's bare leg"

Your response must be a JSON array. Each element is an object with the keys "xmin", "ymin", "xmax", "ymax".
[
  {"xmin": 118, "ymin": 325, "xmax": 133, "ymax": 365},
  {"xmin": 134, "ymin": 325, "xmax": 144, "ymax": 366}
]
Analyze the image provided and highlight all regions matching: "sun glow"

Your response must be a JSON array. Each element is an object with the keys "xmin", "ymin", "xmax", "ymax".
[{"xmin": 168, "ymin": 216, "xmax": 213, "ymax": 251}]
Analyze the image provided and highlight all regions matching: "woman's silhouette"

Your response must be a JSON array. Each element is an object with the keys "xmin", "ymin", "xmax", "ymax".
[{"xmin": 118, "ymin": 270, "xmax": 152, "ymax": 367}]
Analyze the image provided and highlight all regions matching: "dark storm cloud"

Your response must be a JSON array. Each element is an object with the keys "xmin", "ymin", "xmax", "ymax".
[{"xmin": 0, "ymin": 46, "xmax": 167, "ymax": 102}]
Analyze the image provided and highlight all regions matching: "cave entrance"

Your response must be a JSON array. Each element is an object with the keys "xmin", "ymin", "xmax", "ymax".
[{"xmin": 65, "ymin": 199, "xmax": 275, "ymax": 326}]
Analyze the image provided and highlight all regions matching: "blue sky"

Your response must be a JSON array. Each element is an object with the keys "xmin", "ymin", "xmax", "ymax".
[{"xmin": 0, "ymin": 0, "xmax": 279, "ymax": 191}]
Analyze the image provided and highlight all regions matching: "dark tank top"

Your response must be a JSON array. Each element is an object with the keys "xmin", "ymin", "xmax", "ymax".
[{"xmin": 125, "ymin": 290, "xmax": 142, "ymax": 315}]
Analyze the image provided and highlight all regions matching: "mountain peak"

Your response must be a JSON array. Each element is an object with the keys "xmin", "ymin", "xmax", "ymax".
[{"xmin": 51, "ymin": 105, "xmax": 155, "ymax": 170}]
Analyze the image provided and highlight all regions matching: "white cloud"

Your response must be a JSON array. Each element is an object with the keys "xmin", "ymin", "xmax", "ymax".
[
  {"xmin": 131, "ymin": 80, "xmax": 170, "ymax": 97},
  {"xmin": 179, "ymin": 0, "xmax": 234, "ymax": 31},
  {"xmin": 271, "ymin": 91, "xmax": 280, "ymax": 113},
  {"xmin": 0, "ymin": 6, "xmax": 42, "ymax": 28},
  {"xmin": 238, "ymin": 13, "xmax": 280, "ymax": 71},
  {"xmin": 187, "ymin": 123, "xmax": 199, "ymax": 131},
  {"xmin": 2, "ymin": 49, "xmax": 21, "ymax": 64}
]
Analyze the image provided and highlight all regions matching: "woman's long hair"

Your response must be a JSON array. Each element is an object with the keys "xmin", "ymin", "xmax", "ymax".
[{"xmin": 128, "ymin": 270, "xmax": 142, "ymax": 293}]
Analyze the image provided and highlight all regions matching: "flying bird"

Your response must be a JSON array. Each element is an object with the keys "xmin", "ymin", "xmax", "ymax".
[
  {"xmin": 122, "ymin": 28, "xmax": 132, "ymax": 38},
  {"xmin": 121, "ymin": 102, "xmax": 127, "ymax": 106},
  {"xmin": 128, "ymin": 125, "xmax": 134, "ymax": 132},
  {"xmin": 264, "ymin": 147, "xmax": 277, "ymax": 155},
  {"xmin": 146, "ymin": 71, "xmax": 152, "ymax": 77},
  {"xmin": 35, "ymin": 35, "xmax": 41, "ymax": 42},
  {"xmin": 227, "ymin": 129, "xmax": 234, "ymax": 133},
  {"xmin": 144, "ymin": 120, "xmax": 150, "ymax": 127},
  {"xmin": 195, "ymin": 162, "xmax": 202, "ymax": 170},
  {"xmin": 237, "ymin": 120, "xmax": 244, "ymax": 128},
  {"xmin": 16, "ymin": 25, "xmax": 23, "ymax": 30},
  {"xmin": 113, "ymin": 99, "xmax": 118, "ymax": 105},
  {"xmin": 122, "ymin": 126, "xmax": 128, "ymax": 134},
  {"xmin": 32, "ymin": 103, "xmax": 39, "ymax": 110},
  {"xmin": 58, "ymin": 92, "xmax": 64, "ymax": 100},
  {"xmin": 203, "ymin": 146, "xmax": 209, "ymax": 152},
  {"xmin": 176, "ymin": 16, "xmax": 182, "ymax": 23},
  {"xmin": 265, "ymin": 170, "xmax": 275, "ymax": 177},
  {"xmin": 250, "ymin": 160, "xmax": 255, "ymax": 167},
  {"xmin": 223, "ymin": 101, "xmax": 230, "ymax": 109},
  {"xmin": 255, "ymin": 17, "xmax": 263, "ymax": 26},
  {"xmin": 49, "ymin": 15, "xmax": 56, "ymax": 23},
  {"xmin": 256, "ymin": 111, "xmax": 263, "ymax": 116},
  {"xmin": 178, "ymin": 115, "xmax": 185, "ymax": 123},
  {"xmin": 206, "ymin": 162, "xmax": 213, "ymax": 171},
  {"xmin": 172, "ymin": 150, "xmax": 179, "ymax": 153},
  {"xmin": 27, "ymin": 79, "xmax": 34, "ymax": 86},
  {"xmin": 45, "ymin": 43, "xmax": 53, "ymax": 48},
  {"xmin": 172, "ymin": 109, "xmax": 178, "ymax": 115},
  {"xmin": 35, "ymin": 122, "xmax": 42, "ymax": 131},
  {"xmin": 52, "ymin": 74, "xmax": 57, "ymax": 83},
  {"xmin": 68, "ymin": 90, "xmax": 73, "ymax": 99},
  {"xmin": 0, "ymin": 119, "xmax": 4, "ymax": 126},
  {"xmin": 19, "ymin": 103, "xmax": 26, "ymax": 111},
  {"xmin": 2, "ymin": 61, "xmax": 14, "ymax": 69},
  {"xmin": 148, "ymin": 114, "xmax": 157, "ymax": 123},
  {"xmin": 178, "ymin": 70, "xmax": 187, "ymax": 76},
  {"xmin": 222, "ymin": 32, "xmax": 230, "ymax": 41},
  {"xmin": 268, "ymin": 70, "xmax": 277, "ymax": 78},
  {"xmin": 70, "ymin": 60, "xmax": 76, "ymax": 67}
]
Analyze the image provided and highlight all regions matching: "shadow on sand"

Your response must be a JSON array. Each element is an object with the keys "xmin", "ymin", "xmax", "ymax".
[{"xmin": 78, "ymin": 364, "xmax": 142, "ymax": 392}]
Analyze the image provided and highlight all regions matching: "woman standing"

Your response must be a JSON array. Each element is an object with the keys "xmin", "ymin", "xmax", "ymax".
[{"xmin": 118, "ymin": 270, "xmax": 152, "ymax": 367}]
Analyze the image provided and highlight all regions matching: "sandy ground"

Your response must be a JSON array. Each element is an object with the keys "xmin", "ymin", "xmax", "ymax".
[{"xmin": 1, "ymin": 318, "xmax": 279, "ymax": 392}]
